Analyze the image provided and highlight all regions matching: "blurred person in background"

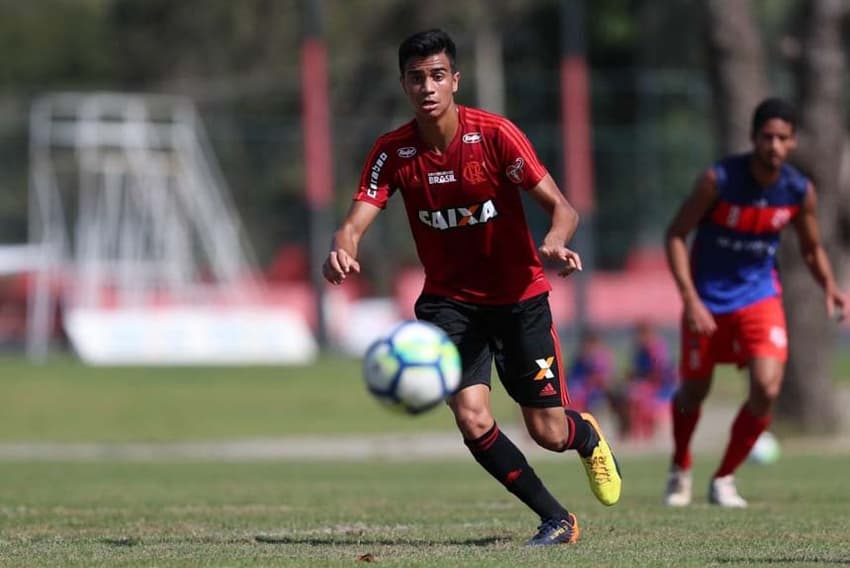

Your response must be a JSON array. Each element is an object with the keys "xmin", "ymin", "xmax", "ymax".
[
  {"xmin": 617, "ymin": 320, "xmax": 677, "ymax": 440},
  {"xmin": 663, "ymin": 97, "xmax": 848, "ymax": 507},
  {"xmin": 566, "ymin": 329, "xmax": 617, "ymax": 416},
  {"xmin": 322, "ymin": 28, "xmax": 621, "ymax": 545}
]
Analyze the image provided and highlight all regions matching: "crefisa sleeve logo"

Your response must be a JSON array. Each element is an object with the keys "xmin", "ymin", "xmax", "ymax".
[
  {"xmin": 506, "ymin": 157, "xmax": 525, "ymax": 184},
  {"xmin": 367, "ymin": 151, "xmax": 389, "ymax": 198}
]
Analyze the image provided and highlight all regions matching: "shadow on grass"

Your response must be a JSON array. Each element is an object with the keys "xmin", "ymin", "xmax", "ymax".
[
  {"xmin": 254, "ymin": 534, "xmax": 512, "ymax": 547},
  {"xmin": 102, "ymin": 536, "xmax": 256, "ymax": 547},
  {"xmin": 715, "ymin": 556, "xmax": 850, "ymax": 565}
]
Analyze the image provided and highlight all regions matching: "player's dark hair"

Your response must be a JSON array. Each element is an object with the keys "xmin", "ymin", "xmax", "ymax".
[
  {"xmin": 751, "ymin": 97, "xmax": 797, "ymax": 136},
  {"xmin": 398, "ymin": 29, "xmax": 457, "ymax": 74}
]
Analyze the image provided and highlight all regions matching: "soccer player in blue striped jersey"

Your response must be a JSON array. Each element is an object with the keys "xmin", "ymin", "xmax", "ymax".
[{"xmin": 663, "ymin": 97, "xmax": 848, "ymax": 507}]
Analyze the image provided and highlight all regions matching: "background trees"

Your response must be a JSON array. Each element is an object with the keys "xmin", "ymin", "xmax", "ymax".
[{"xmin": 0, "ymin": 0, "xmax": 846, "ymax": 431}]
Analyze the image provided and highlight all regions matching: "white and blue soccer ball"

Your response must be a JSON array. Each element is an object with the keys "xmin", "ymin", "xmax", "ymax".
[
  {"xmin": 363, "ymin": 320, "xmax": 461, "ymax": 415},
  {"xmin": 748, "ymin": 431, "xmax": 781, "ymax": 465}
]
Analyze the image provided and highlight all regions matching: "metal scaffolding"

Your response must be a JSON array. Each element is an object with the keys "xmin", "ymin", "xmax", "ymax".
[{"xmin": 27, "ymin": 92, "xmax": 263, "ymax": 362}]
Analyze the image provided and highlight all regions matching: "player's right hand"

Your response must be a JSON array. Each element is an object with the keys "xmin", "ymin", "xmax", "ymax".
[
  {"xmin": 538, "ymin": 243, "xmax": 583, "ymax": 278},
  {"xmin": 322, "ymin": 249, "xmax": 360, "ymax": 285},
  {"xmin": 684, "ymin": 297, "xmax": 717, "ymax": 336}
]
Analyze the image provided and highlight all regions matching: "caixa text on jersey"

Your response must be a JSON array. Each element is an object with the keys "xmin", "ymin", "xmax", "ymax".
[{"xmin": 417, "ymin": 199, "xmax": 498, "ymax": 230}]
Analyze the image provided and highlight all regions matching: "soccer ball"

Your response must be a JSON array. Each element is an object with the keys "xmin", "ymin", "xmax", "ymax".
[
  {"xmin": 748, "ymin": 431, "xmax": 781, "ymax": 465},
  {"xmin": 363, "ymin": 320, "xmax": 461, "ymax": 414}
]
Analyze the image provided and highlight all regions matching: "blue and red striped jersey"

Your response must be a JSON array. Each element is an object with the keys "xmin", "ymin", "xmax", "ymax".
[{"xmin": 691, "ymin": 153, "xmax": 809, "ymax": 313}]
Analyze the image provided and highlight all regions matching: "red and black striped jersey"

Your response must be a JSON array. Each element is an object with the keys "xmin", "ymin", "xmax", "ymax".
[{"xmin": 354, "ymin": 105, "xmax": 551, "ymax": 304}]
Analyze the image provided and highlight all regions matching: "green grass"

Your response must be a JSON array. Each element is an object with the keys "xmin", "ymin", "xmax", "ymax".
[
  {"xmin": 1, "ymin": 351, "xmax": 848, "ymax": 442},
  {"xmin": 0, "ymin": 455, "xmax": 848, "ymax": 567},
  {"xmin": 1, "ymin": 354, "xmax": 849, "ymax": 566},
  {"xmin": 0, "ymin": 355, "xmax": 517, "ymax": 442}
]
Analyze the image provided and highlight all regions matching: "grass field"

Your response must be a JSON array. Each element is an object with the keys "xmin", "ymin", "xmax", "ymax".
[
  {"xmin": 1, "ymin": 354, "xmax": 849, "ymax": 566},
  {"xmin": 5, "ymin": 352, "xmax": 850, "ymax": 442},
  {"xmin": 0, "ymin": 354, "xmax": 535, "ymax": 442},
  {"xmin": 1, "ymin": 456, "xmax": 848, "ymax": 567}
]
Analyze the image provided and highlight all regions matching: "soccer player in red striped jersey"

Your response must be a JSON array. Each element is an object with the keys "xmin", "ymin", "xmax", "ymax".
[
  {"xmin": 322, "ymin": 29, "xmax": 621, "ymax": 545},
  {"xmin": 664, "ymin": 98, "xmax": 848, "ymax": 507}
]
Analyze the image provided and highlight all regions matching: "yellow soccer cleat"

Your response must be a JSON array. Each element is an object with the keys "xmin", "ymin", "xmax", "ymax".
[{"xmin": 579, "ymin": 412, "xmax": 622, "ymax": 506}]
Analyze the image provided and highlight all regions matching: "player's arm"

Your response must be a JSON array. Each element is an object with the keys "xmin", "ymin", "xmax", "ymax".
[
  {"xmin": 791, "ymin": 183, "xmax": 849, "ymax": 320},
  {"xmin": 322, "ymin": 201, "xmax": 382, "ymax": 285},
  {"xmin": 528, "ymin": 174, "xmax": 582, "ymax": 277},
  {"xmin": 664, "ymin": 169, "xmax": 719, "ymax": 335}
]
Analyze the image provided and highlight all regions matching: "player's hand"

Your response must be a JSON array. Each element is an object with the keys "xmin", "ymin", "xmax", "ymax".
[
  {"xmin": 827, "ymin": 288, "xmax": 848, "ymax": 323},
  {"xmin": 538, "ymin": 243, "xmax": 583, "ymax": 277},
  {"xmin": 684, "ymin": 296, "xmax": 717, "ymax": 336},
  {"xmin": 322, "ymin": 249, "xmax": 360, "ymax": 285}
]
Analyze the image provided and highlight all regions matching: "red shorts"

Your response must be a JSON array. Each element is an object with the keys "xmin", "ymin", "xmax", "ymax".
[{"xmin": 679, "ymin": 295, "xmax": 787, "ymax": 380}]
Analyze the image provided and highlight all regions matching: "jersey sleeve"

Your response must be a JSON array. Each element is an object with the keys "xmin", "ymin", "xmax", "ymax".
[
  {"xmin": 711, "ymin": 160, "xmax": 728, "ymax": 199},
  {"xmin": 493, "ymin": 119, "xmax": 548, "ymax": 190},
  {"xmin": 353, "ymin": 138, "xmax": 395, "ymax": 209},
  {"xmin": 788, "ymin": 167, "xmax": 811, "ymax": 203}
]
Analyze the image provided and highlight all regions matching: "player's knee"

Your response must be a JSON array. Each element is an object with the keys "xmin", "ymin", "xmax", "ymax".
[
  {"xmin": 751, "ymin": 370, "xmax": 783, "ymax": 401},
  {"xmin": 530, "ymin": 429, "xmax": 568, "ymax": 452},
  {"xmin": 526, "ymin": 419, "xmax": 568, "ymax": 452},
  {"xmin": 761, "ymin": 381, "xmax": 782, "ymax": 401},
  {"xmin": 749, "ymin": 380, "xmax": 781, "ymax": 414},
  {"xmin": 452, "ymin": 405, "xmax": 493, "ymax": 440}
]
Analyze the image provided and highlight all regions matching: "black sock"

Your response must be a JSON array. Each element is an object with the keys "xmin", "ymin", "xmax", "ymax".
[
  {"xmin": 464, "ymin": 423, "xmax": 569, "ymax": 521},
  {"xmin": 564, "ymin": 409, "xmax": 599, "ymax": 458}
]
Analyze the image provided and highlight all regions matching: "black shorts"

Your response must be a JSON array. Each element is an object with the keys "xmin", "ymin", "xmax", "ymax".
[{"xmin": 414, "ymin": 292, "xmax": 568, "ymax": 408}]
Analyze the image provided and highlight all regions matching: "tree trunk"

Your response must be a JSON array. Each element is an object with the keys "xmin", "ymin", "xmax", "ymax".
[
  {"xmin": 700, "ymin": 0, "xmax": 769, "ymax": 154},
  {"xmin": 777, "ymin": 0, "xmax": 846, "ymax": 433},
  {"xmin": 472, "ymin": 0, "xmax": 506, "ymax": 115}
]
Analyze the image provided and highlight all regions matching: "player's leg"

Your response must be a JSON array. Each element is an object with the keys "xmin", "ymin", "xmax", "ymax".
[
  {"xmin": 710, "ymin": 297, "xmax": 786, "ymax": 507},
  {"xmin": 520, "ymin": 406, "xmax": 599, "ymax": 457},
  {"xmin": 415, "ymin": 294, "xmax": 576, "ymax": 544},
  {"xmin": 665, "ymin": 315, "xmax": 722, "ymax": 506},
  {"xmin": 520, "ymin": 405, "xmax": 622, "ymax": 507},
  {"xmin": 494, "ymin": 293, "xmax": 621, "ymax": 507},
  {"xmin": 713, "ymin": 357, "xmax": 782, "ymax": 477},
  {"xmin": 665, "ymin": 378, "xmax": 711, "ymax": 506},
  {"xmin": 671, "ymin": 377, "xmax": 713, "ymax": 467},
  {"xmin": 449, "ymin": 385, "xmax": 578, "ymax": 544}
]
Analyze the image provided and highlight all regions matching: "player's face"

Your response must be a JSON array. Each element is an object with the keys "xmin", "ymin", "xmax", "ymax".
[
  {"xmin": 752, "ymin": 118, "xmax": 796, "ymax": 170},
  {"xmin": 400, "ymin": 52, "xmax": 459, "ymax": 120}
]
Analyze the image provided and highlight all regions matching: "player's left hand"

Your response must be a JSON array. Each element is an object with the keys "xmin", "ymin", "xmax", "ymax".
[
  {"xmin": 538, "ymin": 243, "xmax": 583, "ymax": 277},
  {"xmin": 322, "ymin": 248, "xmax": 361, "ymax": 285}
]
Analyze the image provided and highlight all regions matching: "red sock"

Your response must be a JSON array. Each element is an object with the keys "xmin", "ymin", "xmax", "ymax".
[
  {"xmin": 671, "ymin": 398, "xmax": 701, "ymax": 470},
  {"xmin": 714, "ymin": 405, "xmax": 771, "ymax": 478}
]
